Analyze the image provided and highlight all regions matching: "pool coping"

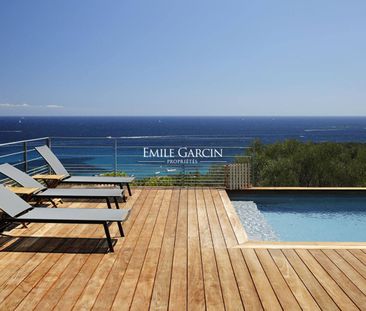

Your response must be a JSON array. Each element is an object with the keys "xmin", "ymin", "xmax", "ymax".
[{"xmin": 235, "ymin": 241, "xmax": 366, "ymax": 249}]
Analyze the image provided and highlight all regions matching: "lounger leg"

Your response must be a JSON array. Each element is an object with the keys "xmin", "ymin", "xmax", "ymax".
[
  {"xmin": 113, "ymin": 197, "xmax": 120, "ymax": 209},
  {"xmin": 106, "ymin": 198, "xmax": 112, "ymax": 209},
  {"xmin": 118, "ymin": 185, "xmax": 127, "ymax": 202},
  {"xmin": 49, "ymin": 199, "xmax": 58, "ymax": 208},
  {"xmin": 117, "ymin": 222, "xmax": 124, "ymax": 237},
  {"xmin": 103, "ymin": 223, "xmax": 114, "ymax": 252},
  {"xmin": 126, "ymin": 184, "xmax": 132, "ymax": 196}
]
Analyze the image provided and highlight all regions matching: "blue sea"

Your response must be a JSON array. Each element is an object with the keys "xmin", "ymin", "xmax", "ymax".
[
  {"xmin": 1, "ymin": 116, "xmax": 366, "ymax": 178},
  {"xmin": 1, "ymin": 116, "xmax": 366, "ymax": 144}
]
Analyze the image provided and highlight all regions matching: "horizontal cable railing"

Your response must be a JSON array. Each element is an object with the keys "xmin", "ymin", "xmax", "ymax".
[
  {"xmin": 0, "ymin": 137, "xmax": 50, "ymax": 185},
  {"xmin": 0, "ymin": 136, "xmax": 252, "ymax": 188}
]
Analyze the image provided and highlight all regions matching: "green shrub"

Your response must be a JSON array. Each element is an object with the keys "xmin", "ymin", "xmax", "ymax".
[{"xmin": 241, "ymin": 139, "xmax": 366, "ymax": 187}]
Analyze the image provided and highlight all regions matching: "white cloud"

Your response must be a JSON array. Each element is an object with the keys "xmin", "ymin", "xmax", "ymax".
[
  {"xmin": 0, "ymin": 103, "xmax": 64, "ymax": 109},
  {"xmin": 0, "ymin": 103, "xmax": 30, "ymax": 108},
  {"xmin": 45, "ymin": 104, "xmax": 64, "ymax": 108}
]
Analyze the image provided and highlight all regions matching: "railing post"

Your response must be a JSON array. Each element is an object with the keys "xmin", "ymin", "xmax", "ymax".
[
  {"xmin": 23, "ymin": 142, "xmax": 28, "ymax": 173},
  {"xmin": 46, "ymin": 138, "xmax": 52, "ymax": 174},
  {"xmin": 182, "ymin": 164, "xmax": 186, "ymax": 187},
  {"xmin": 251, "ymin": 154, "xmax": 256, "ymax": 187},
  {"xmin": 114, "ymin": 139, "xmax": 117, "ymax": 176}
]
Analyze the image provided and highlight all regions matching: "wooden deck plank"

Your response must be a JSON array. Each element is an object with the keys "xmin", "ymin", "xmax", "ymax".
[
  {"xmin": 282, "ymin": 249, "xmax": 339, "ymax": 310},
  {"xmin": 92, "ymin": 190, "xmax": 156, "ymax": 310},
  {"xmin": 33, "ymin": 245, "xmax": 99, "ymax": 310},
  {"xmin": 229, "ymin": 248, "xmax": 264, "ymax": 310},
  {"xmin": 196, "ymin": 189, "xmax": 225, "ymax": 310},
  {"xmin": 0, "ymin": 222, "xmax": 42, "ymax": 252},
  {"xmin": 309, "ymin": 249, "xmax": 366, "ymax": 309},
  {"xmin": 91, "ymin": 189, "xmax": 156, "ymax": 310},
  {"xmin": 211, "ymin": 190, "xmax": 262, "ymax": 310},
  {"xmin": 110, "ymin": 190, "xmax": 164, "ymax": 310},
  {"xmin": 14, "ymin": 242, "xmax": 90, "ymax": 310},
  {"xmin": 0, "ymin": 224, "xmax": 79, "ymax": 309},
  {"xmin": 203, "ymin": 189, "xmax": 243, "ymax": 310},
  {"xmin": 295, "ymin": 249, "xmax": 358, "ymax": 310},
  {"xmin": 0, "ymin": 223, "xmax": 62, "ymax": 287},
  {"xmin": 70, "ymin": 190, "xmax": 143, "ymax": 311},
  {"xmin": 269, "ymin": 249, "xmax": 320, "ymax": 311},
  {"xmin": 255, "ymin": 249, "xmax": 301, "ymax": 310},
  {"xmin": 55, "ymin": 192, "xmax": 142, "ymax": 311},
  {"xmin": 0, "ymin": 188, "xmax": 364, "ymax": 310},
  {"xmin": 129, "ymin": 190, "xmax": 173, "ymax": 311},
  {"xmin": 218, "ymin": 189, "xmax": 248, "ymax": 244},
  {"xmin": 47, "ymin": 244, "xmax": 105, "ymax": 311},
  {"xmin": 33, "ymin": 209, "xmax": 110, "ymax": 310},
  {"xmin": 0, "ymin": 201, "xmax": 85, "ymax": 308},
  {"xmin": 150, "ymin": 190, "xmax": 180, "ymax": 311},
  {"xmin": 348, "ymin": 249, "xmax": 366, "ymax": 266},
  {"xmin": 322, "ymin": 249, "xmax": 366, "ymax": 295},
  {"xmin": 242, "ymin": 249, "xmax": 282, "ymax": 310},
  {"xmin": 0, "ymin": 212, "xmax": 75, "ymax": 275},
  {"xmin": 335, "ymin": 249, "xmax": 366, "ymax": 279},
  {"xmin": 0, "ymin": 202, "xmax": 71, "ymax": 252},
  {"xmin": 52, "ymin": 195, "xmax": 143, "ymax": 311},
  {"xmin": 186, "ymin": 189, "xmax": 205, "ymax": 311},
  {"xmin": 210, "ymin": 189, "xmax": 238, "ymax": 248},
  {"xmin": 168, "ymin": 189, "xmax": 188, "ymax": 311},
  {"xmin": 15, "ymin": 219, "xmax": 103, "ymax": 310}
]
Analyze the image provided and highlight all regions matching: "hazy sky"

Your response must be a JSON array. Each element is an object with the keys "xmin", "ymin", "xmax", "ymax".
[{"xmin": 0, "ymin": 0, "xmax": 365, "ymax": 116}]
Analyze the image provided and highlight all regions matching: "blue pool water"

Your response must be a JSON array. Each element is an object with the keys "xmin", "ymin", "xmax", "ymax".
[{"xmin": 230, "ymin": 192, "xmax": 366, "ymax": 242}]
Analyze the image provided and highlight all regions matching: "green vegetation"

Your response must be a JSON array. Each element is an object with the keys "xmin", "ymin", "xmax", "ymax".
[
  {"xmin": 137, "ymin": 175, "xmax": 177, "ymax": 186},
  {"xmin": 238, "ymin": 139, "xmax": 366, "ymax": 187},
  {"xmin": 101, "ymin": 171, "xmax": 129, "ymax": 177},
  {"xmin": 101, "ymin": 166, "xmax": 225, "ymax": 187}
]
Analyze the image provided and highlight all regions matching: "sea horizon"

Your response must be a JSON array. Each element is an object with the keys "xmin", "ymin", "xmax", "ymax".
[{"xmin": 1, "ymin": 116, "xmax": 366, "ymax": 144}]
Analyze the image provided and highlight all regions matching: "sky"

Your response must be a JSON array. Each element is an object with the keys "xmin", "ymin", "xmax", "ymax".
[{"xmin": 0, "ymin": 0, "xmax": 366, "ymax": 116}]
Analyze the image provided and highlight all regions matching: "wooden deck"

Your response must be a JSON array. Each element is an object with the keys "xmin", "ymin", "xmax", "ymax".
[{"xmin": 0, "ymin": 188, "xmax": 365, "ymax": 310}]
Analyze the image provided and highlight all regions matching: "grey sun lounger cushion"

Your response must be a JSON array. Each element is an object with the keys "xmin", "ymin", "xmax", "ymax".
[
  {"xmin": 35, "ymin": 145, "xmax": 135, "ymax": 184},
  {"xmin": 35, "ymin": 188, "xmax": 123, "ymax": 199},
  {"xmin": 35, "ymin": 146, "xmax": 70, "ymax": 177},
  {"xmin": 0, "ymin": 163, "xmax": 46, "ymax": 191},
  {"xmin": 0, "ymin": 185, "xmax": 130, "ymax": 252},
  {"xmin": 17, "ymin": 207, "xmax": 130, "ymax": 223},
  {"xmin": 0, "ymin": 163, "xmax": 124, "ymax": 201}
]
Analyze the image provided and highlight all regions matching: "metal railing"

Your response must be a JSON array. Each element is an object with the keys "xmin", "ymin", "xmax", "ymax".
[
  {"xmin": 0, "ymin": 136, "xmax": 252, "ymax": 187},
  {"xmin": 0, "ymin": 137, "xmax": 51, "ymax": 185}
]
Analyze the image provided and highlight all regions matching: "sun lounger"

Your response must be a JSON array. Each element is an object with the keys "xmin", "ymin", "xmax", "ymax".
[
  {"xmin": 0, "ymin": 185, "xmax": 130, "ymax": 252},
  {"xmin": 0, "ymin": 163, "xmax": 124, "ymax": 208},
  {"xmin": 35, "ymin": 145, "xmax": 135, "ymax": 196}
]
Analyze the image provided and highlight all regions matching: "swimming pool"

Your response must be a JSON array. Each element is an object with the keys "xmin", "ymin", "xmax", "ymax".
[{"xmin": 230, "ymin": 191, "xmax": 366, "ymax": 242}]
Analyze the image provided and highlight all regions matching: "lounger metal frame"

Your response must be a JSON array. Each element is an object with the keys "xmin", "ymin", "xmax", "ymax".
[
  {"xmin": 35, "ymin": 145, "xmax": 134, "ymax": 196},
  {"xmin": 0, "ymin": 163, "xmax": 125, "ymax": 209},
  {"xmin": 2, "ymin": 214, "xmax": 123, "ymax": 252},
  {"xmin": 0, "ymin": 185, "xmax": 130, "ymax": 252}
]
